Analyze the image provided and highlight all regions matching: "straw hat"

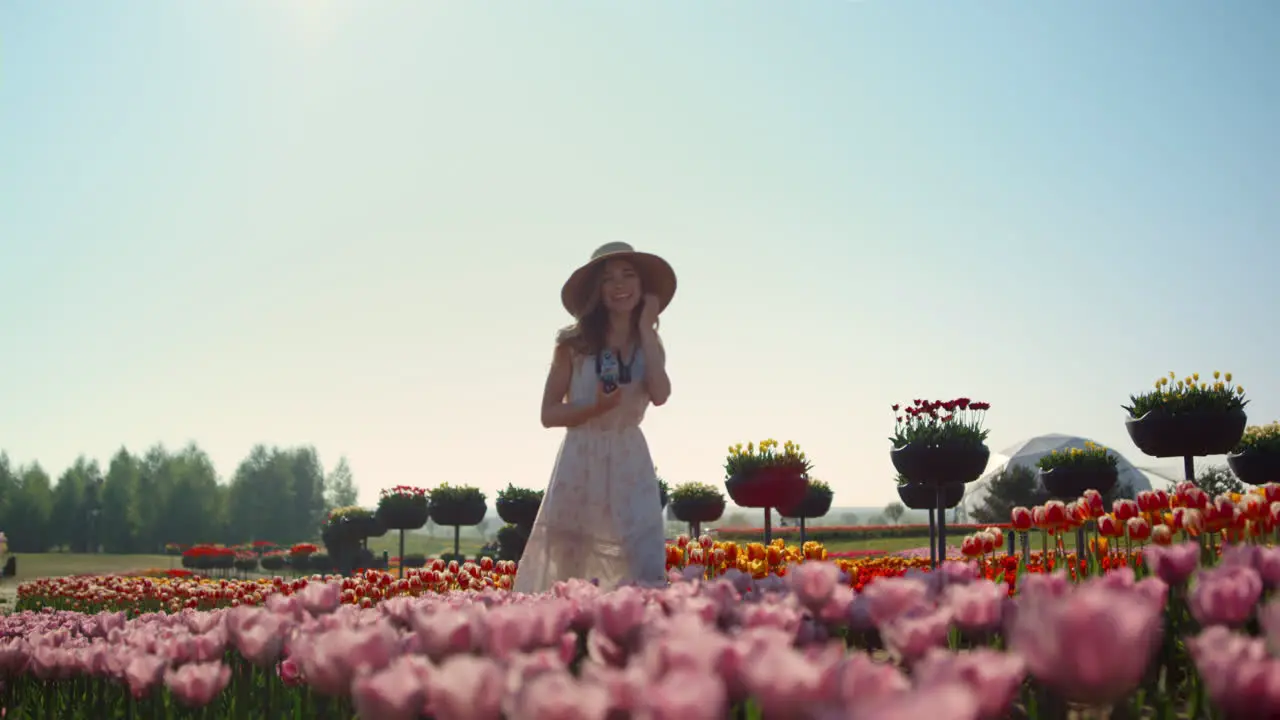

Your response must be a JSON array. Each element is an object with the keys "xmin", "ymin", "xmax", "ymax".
[{"xmin": 560, "ymin": 242, "xmax": 677, "ymax": 318}]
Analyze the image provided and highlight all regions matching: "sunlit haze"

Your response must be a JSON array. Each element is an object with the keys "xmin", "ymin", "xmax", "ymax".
[{"xmin": 3, "ymin": 1, "xmax": 1278, "ymax": 509}]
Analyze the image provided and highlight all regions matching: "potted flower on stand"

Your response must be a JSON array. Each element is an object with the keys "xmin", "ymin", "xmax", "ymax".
[
  {"xmin": 429, "ymin": 484, "xmax": 487, "ymax": 561},
  {"xmin": 377, "ymin": 486, "xmax": 430, "ymax": 529},
  {"xmin": 778, "ymin": 479, "xmax": 834, "ymax": 546},
  {"xmin": 724, "ymin": 440, "xmax": 811, "ymax": 507},
  {"xmin": 669, "ymin": 482, "xmax": 726, "ymax": 536},
  {"xmin": 495, "ymin": 484, "xmax": 542, "ymax": 563},
  {"xmin": 321, "ymin": 506, "xmax": 378, "ymax": 576},
  {"xmin": 495, "ymin": 484, "xmax": 543, "ymax": 527},
  {"xmin": 1036, "ymin": 441, "xmax": 1119, "ymax": 499},
  {"xmin": 656, "ymin": 469, "xmax": 670, "ymax": 509},
  {"xmin": 890, "ymin": 398, "xmax": 991, "ymax": 568},
  {"xmin": 1228, "ymin": 422, "xmax": 1280, "ymax": 486},
  {"xmin": 377, "ymin": 486, "xmax": 429, "ymax": 578},
  {"xmin": 1124, "ymin": 371, "xmax": 1247, "ymax": 482},
  {"xmin": 889, "ymin": 399, "xmax": 991, "ymax": 485}
]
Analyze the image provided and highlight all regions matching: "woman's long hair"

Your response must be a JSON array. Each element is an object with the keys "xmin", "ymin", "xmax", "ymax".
[{"xmin": 555, "ymin": 267, "xmax": 653, "ymax": 357}]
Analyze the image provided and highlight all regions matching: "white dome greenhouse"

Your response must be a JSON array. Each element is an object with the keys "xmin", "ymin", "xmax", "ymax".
[{"xmin": 959, "ymin": 434, "xmax": 1175, "ymax": 519}]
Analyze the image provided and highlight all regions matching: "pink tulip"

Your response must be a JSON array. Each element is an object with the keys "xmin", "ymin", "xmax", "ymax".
[
  {"xmin": 123, "ymin": 653, "xmax": 167, "ymax": 698},
  {"xmin": 944, "ymin": 580, "xmax": 1005, "ymax": 636},
  {"xmin": 426, "ymin": 655, "xmax": 506, "ymax": 720},
  {"xmin": 859, "ymin": 577, "xmax": 929, "ymax": 626},
  {"xmin": 913, "ymin": 648, "xmax": 1025, "ymax": 719},
  {"xmin": 641, "ymin": 670, "xmax": 728, "ymax": 720},
  {"xmin": 516, "ymin": 670, "xmax": 612, "ymax": 720},
  {"xmin": 1008, "ymin": 583, "xmax": 1162, "ymax": 704},
  {"xmin": 1143, "ymin": 542, "xmax": 1200, "ymax": 586},
  {"xmin": 879, "ymin": 607, "xmax": 953, "ymax": 665},
  {"xmin": 412, "ymin": 607, "xmax": 476, "ymax": 662},
  {"xmin": 1189, "ymin": 565, "xmax": 1263, "ymax": 628},
  {"xmin": 351, "ymin": 656, "xmax": 430, "ymax": 720},
  {"xmin": 1188, "ymin": 626, "xmax": 1280, "ymax": 718},
  {"xmin": 843, "ymin": 682, "xmax": 980, "ymax": 720},
  {"xmin": 737, "ymin": 641, "xmax": 836, "ymax": 716},
  {"xmin": 789, "ymin": 560, "xmax": 841, "ymax": 612},
  {"xmin": 824, "ymin": 651, "xmax": 911, "ymax": 710},
  {"xmin": 296, "ymin": 581, "xmax": 343, "ymax": 616},
  {"xmin": 594, "ymin": 586, "xmax": 649, "ymax": 646},
  {"xmin": 227, "ymin": 607, "xmax": 285, "ymax": 667},
  {"xmin": 163, "ymin": 661, "xmax": 231, "ymax": 707}
]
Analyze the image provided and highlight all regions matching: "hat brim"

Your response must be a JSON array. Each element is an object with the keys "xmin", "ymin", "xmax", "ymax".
[{"xmin": 561, "ymin": 250, "xmax": 677, "ymax": 319}]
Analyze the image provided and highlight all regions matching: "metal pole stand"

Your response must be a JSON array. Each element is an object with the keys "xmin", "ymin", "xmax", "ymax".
[
  {"xmin": 928, "ymin": 507, "xmax": 938, "ymax": 566},
  {"xmin": 934, "ymin": 485, "xmax": 948, "ymax": 568},
  {"xmin": 398, "ymin": 529, "xmax": 406, "ymax": 579}
]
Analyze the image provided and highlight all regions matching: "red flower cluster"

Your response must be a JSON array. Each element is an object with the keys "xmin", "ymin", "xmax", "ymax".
[
  {"xmin": 380, "ymin": 485, "xmax": 428, "ymax": 499},
  {"xmin": 891, "ymin": 398, "xmax": 990, "ymax": 424},
  {"xmin": 181, "ymin": 544, "xmax": 234, "ymax": 559},
  {"xmin": 289, "ymin": 543, "xmax": 318, "ymax": 557}
]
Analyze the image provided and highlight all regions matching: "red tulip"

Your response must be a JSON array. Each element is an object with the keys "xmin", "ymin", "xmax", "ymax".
[
  {"xmin": 1126, "ymin": 517, "xmax": 1151, "ymax": 542},
  {"xmin": 1010, "ymin": 506, "xmax": 1033, "ymax": 532}
]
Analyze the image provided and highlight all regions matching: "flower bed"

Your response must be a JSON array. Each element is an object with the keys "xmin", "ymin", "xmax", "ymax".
[{"xmin": 3, "ymin": 534, "xmax": 1279, "ymax": 718}]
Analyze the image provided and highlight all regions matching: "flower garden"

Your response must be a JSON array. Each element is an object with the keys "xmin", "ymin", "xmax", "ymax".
[{"xmin": 4, "ymin": 370, "xmax": 1280, "ymax": 718}]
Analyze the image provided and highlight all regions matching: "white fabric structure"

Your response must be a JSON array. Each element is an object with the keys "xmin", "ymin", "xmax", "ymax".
[{"xmin": 960, "ymin": 434, "xmax": 1171, "ymax": 518}]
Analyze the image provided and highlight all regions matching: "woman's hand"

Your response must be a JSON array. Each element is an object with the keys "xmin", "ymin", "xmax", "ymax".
[
  {"xmin": 639, "ymin": 293, "xmax": 661, "ymax": 329},
  {"xmin": 594, "ymin": 381, "xmax": 624, "ymax": 414}
]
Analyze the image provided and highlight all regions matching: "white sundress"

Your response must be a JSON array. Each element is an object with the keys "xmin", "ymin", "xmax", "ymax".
[{"xmin": 514, "ymin": 348, "xmax": 667, "ymax": 593}]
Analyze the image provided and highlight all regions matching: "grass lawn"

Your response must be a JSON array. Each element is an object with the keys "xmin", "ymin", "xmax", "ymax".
[
  {"xmin": 365, "ymin": 533, "xmax": 486, "ymax": 558},
  {"xmin": 5, "ymin": 553, "xmax": 175, "ymax": 583},
  {"xmin": 822, "ymin": 536, "xmax": 962, "ymax": 553}
]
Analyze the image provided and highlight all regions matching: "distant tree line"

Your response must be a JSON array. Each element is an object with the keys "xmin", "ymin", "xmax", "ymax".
[{"xmin": 0, "ymin": 443, "xmax": 360, "ymax": 553}]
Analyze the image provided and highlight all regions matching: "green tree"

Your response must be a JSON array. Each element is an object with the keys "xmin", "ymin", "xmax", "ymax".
[
  {"xmin": 971, "ymin": 465, "xmax": 1048, "ymax": 524},
  {"xmin": 884, "ymin": 502, "xmax": 905, "ymax": 524},
  {"xmin": 1187, "ymin": 464, "xmax": 1245, "ymax": 498},
  {"xmin": 289, "ymin": 447, "xmax": 328, "ymax": 537},
  {"xmin": 325, "ymin": 456, "xmax": 358, "ymax": 510},
  {"xmin": 100, "ymin": 448, "xmax": 142, "ymax": 553},
  {"xmin": 7, "ymin": 463, "xmax": 54, "ymax": 552}
]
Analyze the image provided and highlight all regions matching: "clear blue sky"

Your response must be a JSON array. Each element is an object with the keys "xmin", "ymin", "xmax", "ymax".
[{"xmin": 2, "ymin": 1, "xmax": 1277, "ymax": 509}]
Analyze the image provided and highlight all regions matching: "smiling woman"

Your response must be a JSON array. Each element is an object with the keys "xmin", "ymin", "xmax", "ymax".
[{"xmin": 516, "ymin": 242, "xmax": 677, "ymax": 594}]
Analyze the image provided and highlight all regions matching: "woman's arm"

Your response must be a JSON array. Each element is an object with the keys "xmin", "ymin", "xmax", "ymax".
[
  {"xmin": 540, "ymin": 344, "xmax": 602, "ymax": 428},
  {"xmin": 639, "ymin": 327, "xmax": 671, "ymax": 406}
]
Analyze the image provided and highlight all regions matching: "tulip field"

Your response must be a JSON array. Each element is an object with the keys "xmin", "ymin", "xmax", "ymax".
[{"xmin": 2, "ymin": 481, "xmax": 1280, "ymax": 719}]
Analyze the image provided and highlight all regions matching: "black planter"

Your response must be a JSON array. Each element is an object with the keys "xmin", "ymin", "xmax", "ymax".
[
  {"xmin": 1125, "ymin": 409, "xmax": 1247, "ymax": 458},
  {"xmin": 1228, "ymin": 449, "xmax": 1280, "ymax": 486},
  {"xmin": 376, "ymin": 500, "xmax": 430, "ymax": 531},
  {"xmin": 897, "ymin": 482, "xmax": 964, "ymax": 510},
  {"xmin": 430, "ymin": 497, "xmax": 488, "ymax": 527},
  {"xmin": 1039, "ymin": 465, "xmax": 1118, "ymax": 499},
  {"xmin": 778, "ymin": 491, "xmax": 834, "ymax": 520},
  {"xmin": 342, "ymin": 514, "xmax": 387, "ymax": 539},
  {"xmin": 670, "ymin": 496, "xmax": 726, "ymax": 524},
  {"xmin": 496, "ymin": 497, "xmax": 541, "ymax": 527},
  {"xmin": 321, "ymin": 521, "xmax": 355, "ymax": 547},
  {"xmin": 891, "ymin": 443, "xmax": 990, "ymax": 486}
]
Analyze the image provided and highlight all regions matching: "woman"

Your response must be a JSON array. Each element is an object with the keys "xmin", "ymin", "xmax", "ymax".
[{"xmin": 514, "ymin": 241, "xmax": 675, "ymax": 593}]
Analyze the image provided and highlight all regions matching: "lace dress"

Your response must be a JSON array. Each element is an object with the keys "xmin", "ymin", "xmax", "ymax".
[{"xmin": 514, "ymin": 348, "xmax": 667, "ymax": 593}]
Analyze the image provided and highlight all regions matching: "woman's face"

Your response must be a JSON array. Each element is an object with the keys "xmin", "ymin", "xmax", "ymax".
[{"xmin": 599, "ymin": 259, "xmax": 643, "ymax": 314}]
